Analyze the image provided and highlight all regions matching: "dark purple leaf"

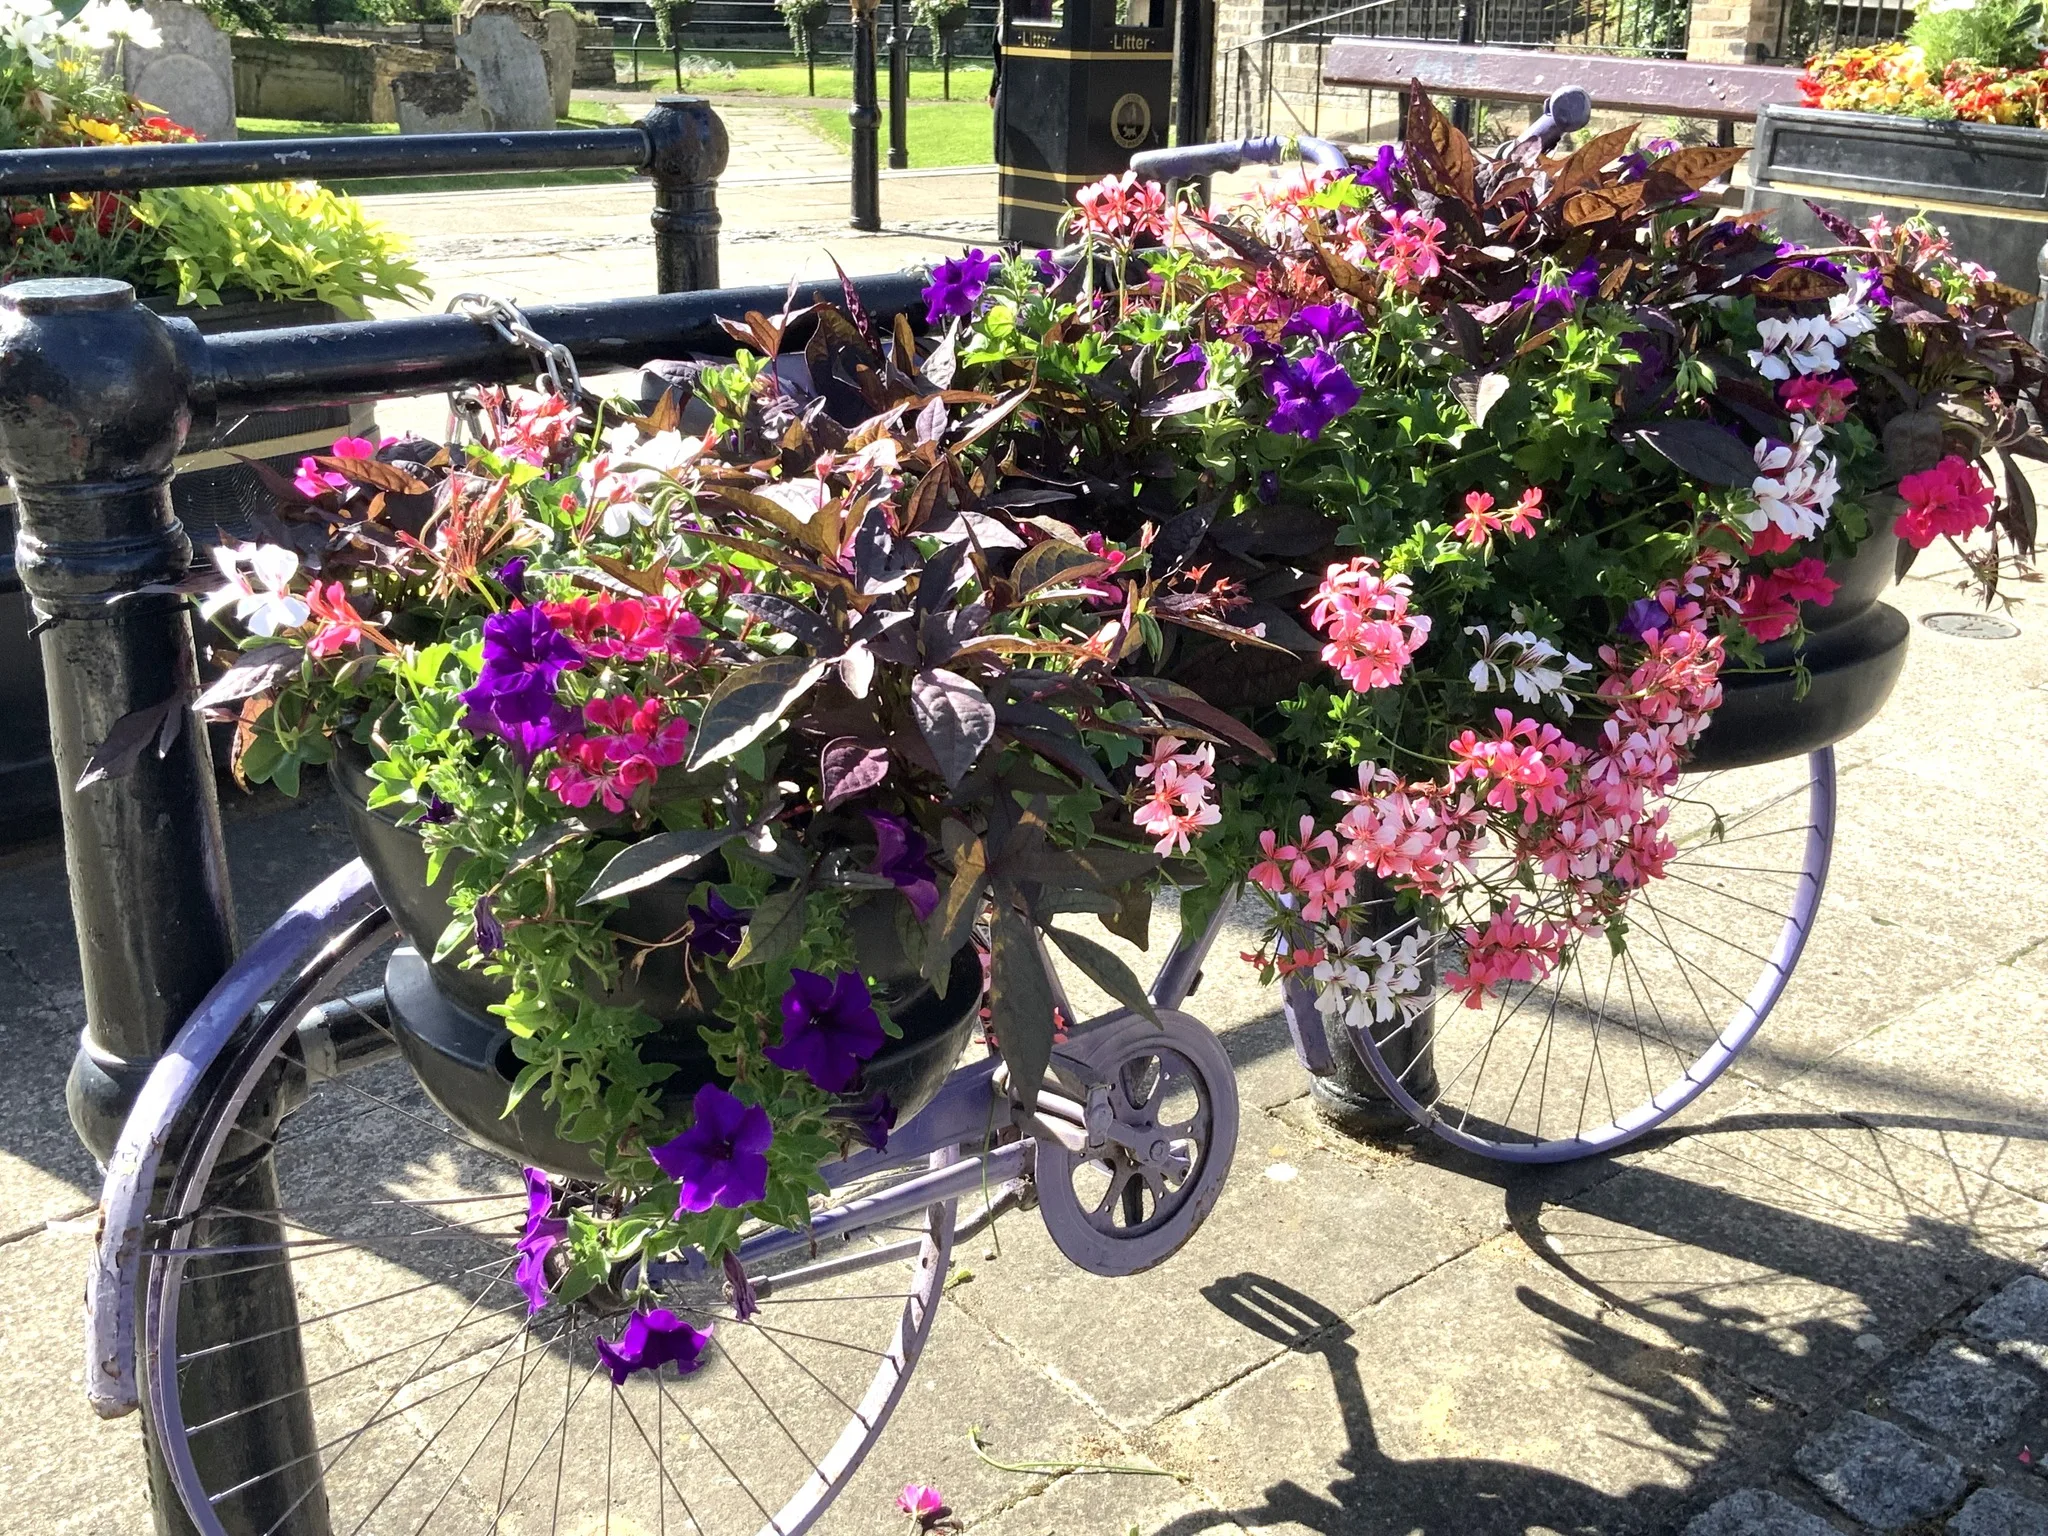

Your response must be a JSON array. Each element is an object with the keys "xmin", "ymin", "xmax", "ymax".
[
  {"xmin": 581, "ymin": 826, "xmax": 743, "ymax": 905},
  {"xmin": 914, "ymin": 394, "xmax": 947, "ymax": 445},
  {"xmin": 728, "ymin": 591, "xmax": 838, "ymax": 651},
  {"xmin": 684, "ymin": 656, "xmax": 830, "ymax": 771},
  {"xmin": 1804, "ymin": 200, "xmax": 1870, "ymax": 247},
  {"xmin": 1629, "ymin": 420, "xmax": 1757, "ymax": 487},
  {"xmin": 910, "ymin": 667, "xmax": 996, "ymax": 787},
  {"xmin": 193, "ymin": 642, "xmax": 300, "ymax": 714},
  {"xmin": 988, "ymin": 905, "xmax": 1057, "ymax": 1109},
  {"xmin": 1150, "ymin": 502, "xmax": 1217, "ymax": 573},
  {"xmin": 820, "ymin": 737, "xmax": 892, "ymax": 809},
  {"xmin": 75, "ymin": 693, "xmax": 183, "ymax": 790}
]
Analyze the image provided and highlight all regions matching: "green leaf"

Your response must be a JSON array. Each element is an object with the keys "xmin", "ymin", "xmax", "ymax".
[
  {"xmin": 989, "ymin": 905, "xmax": 1057, "ymax": 1111},
  {"xmin": 581, "ymin": 826, "xmax": 742, "ymax": 905},
  {"xmin": 684, "ymin": 656, "xmax": 829, "ymax": 771},
  {"xmin": 731, "ymin": 880, "xmax": 811, "ymax": 968},
  {"xmin": 1041, "ymin": 923, "xmax": 1159, "ymax": 1025},
  {"xmin": 503, "ymin": 819, "xmax": 592, "ymax": 881}
]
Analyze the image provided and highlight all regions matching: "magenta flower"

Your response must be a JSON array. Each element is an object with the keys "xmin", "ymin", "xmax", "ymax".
[
  {"xmin": 923, "ymin": 249, "xmax": 996, "ymax": 323},
  {"xmin": 867, "ymin": 812, "xmax": 939, "ymax": 922},
  {"xmin": 766, "ymin": 969, "xmax": 885, "ymax": 1093},
  {"xmin": 1264, "ymin": 350, "xmax": 1360, "ymax": 441},
  {"xmin": 897, "ymin": 1483, "xmax": 949, "ymax": 1527},
  {"xmin": 515, "ymin": 1166, "xmax": 565, "ymax": 1314},
  {"xmin": 651, "ymin": 1083, "xmax": 773, "ymax": 1214},
  {"xmin": 594, "ymin": 1307, "xmax": 711, "ymax": 1386},
  {"xmin": 459, "ymin": 605, "xmax": 582, "ymax": 756}
]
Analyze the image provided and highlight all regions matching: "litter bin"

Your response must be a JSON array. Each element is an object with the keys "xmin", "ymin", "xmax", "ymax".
[{"xmin": 996, "ymin": 0, "xmax": 1173, "ymax": 247}]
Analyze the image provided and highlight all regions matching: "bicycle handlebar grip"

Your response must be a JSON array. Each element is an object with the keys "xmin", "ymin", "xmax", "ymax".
[
  {"xmin": 1521, "ymin": 86, "xmax": 1593, "ymax": 153},
  {"xmin": 1129, "ymin": 135, "xmax": 1287, "ymax": 180}
]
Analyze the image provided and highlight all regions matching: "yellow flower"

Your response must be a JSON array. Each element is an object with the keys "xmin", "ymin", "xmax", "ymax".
[{"xmin": 69, "ymin": 117, "xmax": 125, "ymax": 144}]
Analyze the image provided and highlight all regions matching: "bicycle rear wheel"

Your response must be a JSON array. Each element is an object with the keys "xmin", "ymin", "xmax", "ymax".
[
  {"xmin": 138, "ymin": 909, "xmax": 958, "ymax": 1536},
  {"xmin": 1350, "ymin": 749, "xmax": 1834, "ymax": 1162}
]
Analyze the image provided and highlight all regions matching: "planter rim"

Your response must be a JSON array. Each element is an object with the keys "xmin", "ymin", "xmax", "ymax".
[{"xmin": 1759, "ymin": 102, "xmax": 2048, "ymax": 152}]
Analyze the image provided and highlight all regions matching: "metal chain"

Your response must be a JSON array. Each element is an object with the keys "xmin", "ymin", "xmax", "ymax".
[{"xmin": 446, "ymin": 291, "xmax": 584, "ymax": 401}]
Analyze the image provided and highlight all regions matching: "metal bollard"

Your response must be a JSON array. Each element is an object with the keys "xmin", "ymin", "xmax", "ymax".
[
  {"xmin": 886, "ymin": 0, "xmax": 911, "ymax": 172},
  {"xmin": 851, "ymin": 0, "xmax": 883, "ymax": 232},
  {"xmin": 0, "ymin": 278, "xmax": 327, "ymax": 1535},
  {"xmin": 642, "ymin": 94, "xmax": 730, "ymax": 294}
]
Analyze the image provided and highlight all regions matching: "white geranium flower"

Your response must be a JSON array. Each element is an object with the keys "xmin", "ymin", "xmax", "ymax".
[
  {"xmin": 1465, "ymin": 626, "xmax": 1592, "ymax": 713},
  {"xmin": 1, "ymin": 0, "xmax": 64, "ymax": 66},
  {"xmin": 1748, "ymin": 424, "xmax": 1839, "ymax": 541},
  {"xmin": 199, "ymin": 541, "xmax": 309, "ymax": 637},
  {"xmin": 65, "ymin": 0, "xmax": 162, "ymax": 49}
]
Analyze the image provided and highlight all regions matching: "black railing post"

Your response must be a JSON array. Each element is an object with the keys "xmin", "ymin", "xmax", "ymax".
[
  {"xmin": 886, "ymin": 0, "xmax": 910, "ymax": 170},
  {"xmin": 0, "ymin": 276, "xmax": 329, "ymax": 1535},
  {"xmin": 851, "ymin": 0, "xmax": 883, "ymax": 231},
  {"xmin": 643, "ymin": 95, "xmax": 729, "ymax": 294}
]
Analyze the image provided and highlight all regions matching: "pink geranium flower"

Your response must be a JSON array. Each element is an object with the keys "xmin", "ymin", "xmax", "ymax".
[{"xmin": 1896, "ymin": 455, "xmax": 1995, "ymax": 549}]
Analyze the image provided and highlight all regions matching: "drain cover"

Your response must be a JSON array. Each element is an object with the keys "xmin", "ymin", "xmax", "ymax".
[{"xmin": 1922, "ymin": 611, "xmax": 2021, "ymax": 639}]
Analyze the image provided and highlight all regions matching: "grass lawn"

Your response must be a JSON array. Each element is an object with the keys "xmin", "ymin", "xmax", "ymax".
[
  {"xmin": 807, "ymin": 101, "xmax": 991, "ymax": 168},
  {"xmin": 233, "ymin": 113, "xmax": 641, "ymax": 196},
  {"xmin": 613, "ymin": 51, "xmax": 992, "ymax": 103}
]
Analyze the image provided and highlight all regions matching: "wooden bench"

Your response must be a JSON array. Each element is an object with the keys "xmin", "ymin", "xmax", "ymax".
[{"xmin": 1319, "ymin": 39, "xmax": 1807, "ymax": 138}]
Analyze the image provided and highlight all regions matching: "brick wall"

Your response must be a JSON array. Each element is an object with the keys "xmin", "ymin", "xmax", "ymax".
[{"xmin": 1685, "ymin": 0, "xmax": 1782, "ymax": 64}]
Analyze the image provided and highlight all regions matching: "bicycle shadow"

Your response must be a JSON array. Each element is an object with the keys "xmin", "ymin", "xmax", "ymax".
[{"xmin": 1152, "ymin": 1107, "xmax": 2048, "ymax": 1536}]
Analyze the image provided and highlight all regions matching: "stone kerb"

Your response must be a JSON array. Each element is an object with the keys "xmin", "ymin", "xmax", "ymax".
[{"xmin": 116, "ymin": 1, "xmax": 235, "ymax": 141}]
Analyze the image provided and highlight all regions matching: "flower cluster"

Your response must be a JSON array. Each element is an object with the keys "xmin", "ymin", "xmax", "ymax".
[
  {"xmin": 1307, "ymin": 559, "xmax": 1433, "ymax": 692},
  {"xmin": 1897, "ymin": 454, "xmax": 1997, "ymax": 549},
  {"xmin": 1801, "ymin": 42, "xmax": 2048, "ymax": 125},
  {"xmin": 1132, "ymin": 737, "xmax": 1221, "ymax": 856},
  {"xmin": 1071, "ymin": 170, "xmax": 1169, "ymax": 241}
]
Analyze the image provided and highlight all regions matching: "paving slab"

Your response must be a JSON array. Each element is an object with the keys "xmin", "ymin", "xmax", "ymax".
[
  {"xmin": 1143, "ymin": 1240, "xmax": 1784, "ymax": 1536},
  {"xmin": 1952, "ymin": 1486, "xmax": 2048, "ymax": 1536},
  {"xmin": 1536, "ymin": 1108, "xmax": 2048, "ymax": 1408},
  {"xmin": 965, "ymin": 1465, "xmax": 1246, "ymax": 1536},
  {"xmin": 1887, "ymin": 1342, "xmax": 2041, "ymax": 1448},
  {"xmin": 1794, "ymin": 1411, "xmax": 1966, "ymax": 1530},
  {"xmin": 1683, "ymin": 1487, "xmax": 1844, "ymax": 1536},
  {"xmin": 945, "ymin": 1111, "xmax": 1490, "ymax": 1433},
  {"xmin": 1966, "ymin": 1276, "xmax": 2048, "ymax": 1372}
]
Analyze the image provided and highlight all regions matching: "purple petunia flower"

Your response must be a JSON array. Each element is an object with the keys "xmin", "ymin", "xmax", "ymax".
[
  {"xmin": 1034, "ymin": 247, "xmax": 1059, "ymax": 283},
  {"xmin": 420, "ymin": 793, "xmax": 456, "ymax": 825},
  {"xmin": 1619, "ymin": 597, "xmax": 1667, "ymax": 642},
  {"xmin": 496, "ymin": 556, "xmax": 528, "ymax": 601},
  {"xmin": 473, "ymin": 894, "xmax": 505, "ymax": 956},
  {"xmin": 1354, "ymin": 143, "xmax": 1406, "ymax": 206},
  {"xmin": 1282, "ymin": 303, "xmax": 1364, "ymax": 345},
  {"xmin": 866, "ymin": 812, "xmax": 939, "ymax": 922},
  {"xmin": 722, "ymin": 1250, "xmax": 759, "ymax": 1322},
  {"xmin": 515, "ymin": 1167, "xmax": 565, "ymax": 1314},
  {"xmin": 837, "ymin": 1090, "xmax": 897, "ymax": 1153},
  {"xmin": 1169, "ymin": 342, "xmax": 1211, "ymax": 389},
  {"xmin": 594, "ymin": 1307, "xmax": 711, "ymax": 1386},
  {"xmin": 766, "ymin": 969, "xmax": 886, "ymax": 1093},
  {"xmin": 1264, "ymin": 350, "xmax": 1361, "ymax": 442},
  {"xmin": 459, "ymin": 604, "xmax": 582, "ymax": 756},
  {"xmin": 1512, "ymin": 258, "xmax": 1600, "ymax": 312},
  {"xmin": 1256, "ymin": 470, "xmax": 1280, "ymax": 504},
  {"xmin": 686, "ymin": 888, "xmax": 746, "ymax": 959},
  {"xmin": 923, "ymin": 249, "xmax": 996, "ymax": 323},
  {"xmin": 651, "ymin": 1083, "xmax": 773, "ymax": 1214}
]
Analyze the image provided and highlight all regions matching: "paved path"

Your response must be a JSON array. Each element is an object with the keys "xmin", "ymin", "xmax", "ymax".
[{"xmin": 2, "ymin": 526, "xmax": 2045, "ymax": 1534}]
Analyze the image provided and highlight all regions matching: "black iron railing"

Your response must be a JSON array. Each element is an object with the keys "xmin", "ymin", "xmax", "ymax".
[{"xmin": 1774, "ymin": 0, "xmax": 1913, "ymax": 63}]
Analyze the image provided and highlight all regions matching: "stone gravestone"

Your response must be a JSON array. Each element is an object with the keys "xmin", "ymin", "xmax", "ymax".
[
  {"xmin": 116, "ymin": 1, "xmax": 236, "ymax": 141},
  {"xmin": 453, "ymin": 8, "xmax": 554, "ymax": 131},
  {"xmin": 541, "ymin": 8, "xmax": 577, "ymax": 120},
  {"xmin": 393, "ymin": 67, "xmax": 490, "ymax": 134}
]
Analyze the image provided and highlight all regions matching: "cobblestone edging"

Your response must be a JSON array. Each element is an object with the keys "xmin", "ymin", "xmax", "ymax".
[{"xmin": 1685, "ymin": 1274, "xmax": 2048, "ymax": 1535}]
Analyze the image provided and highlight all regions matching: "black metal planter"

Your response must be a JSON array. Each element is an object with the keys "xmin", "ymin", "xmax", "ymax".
[
  {"xmin": 1745, "ymin": 104, "xmax": 2048, "ymax": 336},
  {"xmin": 330, "ymin": 747, "xmax": 983, "ymax": 1177}
]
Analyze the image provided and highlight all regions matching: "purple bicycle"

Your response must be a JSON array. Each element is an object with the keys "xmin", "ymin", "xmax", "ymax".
[{"xmin": 86, "ymin": 860, "xmax": 1238, "ymax": 1534}]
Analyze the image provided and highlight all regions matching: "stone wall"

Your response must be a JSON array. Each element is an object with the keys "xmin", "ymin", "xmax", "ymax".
[{"xmin": 230, "ymin": 33, "xmax": 442, "ymax": 122}]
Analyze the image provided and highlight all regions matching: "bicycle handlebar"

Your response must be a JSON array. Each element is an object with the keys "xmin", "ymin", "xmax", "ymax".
[
  {"xmin": 1129, "ymin": 85, "xmax": 1593, "ymax": 186},
  {"xmin": 1129, "ymin": 133, "xmax": 1350, "ymax": 183}
]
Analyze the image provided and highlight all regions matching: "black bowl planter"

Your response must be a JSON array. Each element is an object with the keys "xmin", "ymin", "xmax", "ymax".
[
  {"xmin": 1688, "ymin": 500, "xmax": 1910, "ymax": 773},
  {"xmin": 0, "ymin": 292, "xmax": 377, "ymax": 847},
  {"xmin": 330, "ymin": 746, "xmax": 983, "ymax": 1177},
  {"xmin": 1744, "ymin": 104, "xmax": 2048, "ymax": 339}
]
